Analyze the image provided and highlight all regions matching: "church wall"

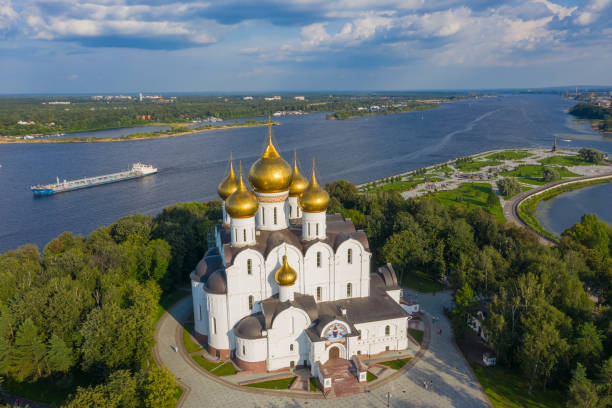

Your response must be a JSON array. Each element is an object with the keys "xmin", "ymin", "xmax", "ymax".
[
  {"xmin": 207, "ymin": 292, "xmax": 230, "ymax": 351},
  {"xmin": 334, "ymin": 240, "xmax": 369, "ymax": 300},
  {"xmin": 387, "ymin": 289, "xmax": 401, "ymax": 304},
  {"xmin": 266, "ymin": 307, "xmax": 311, "ymax": 371},
  {"xmin": 264, "ymin": 244, "xmax": 303, "ymax": 298},
  {"xmin": 303, "ymin": 243, "xmax": 333, "ymax": 301},
  {"xmin": 353, "ymin": 317, "xmax": 409, "ymax": 357},
  {"xmin": 236, "ymin": 336, "xmax": 267, "ymax": 363},
  {"xmin": 191, "ymin": 280, "xmax": 208, "ymax": 338},
  {"xmin": 255, "ymin": 192, "xmax": 289, "ymax": 231}
]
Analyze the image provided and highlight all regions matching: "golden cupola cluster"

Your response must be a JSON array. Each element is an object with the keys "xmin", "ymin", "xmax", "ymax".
[
  {"xmin": 289, "ymin": 150, "xmax": 308, "ymax": 197},
  {"xmin": 248, "ymin": 122, "xmax": 292, "ymax": 193},
  {"xmin": 275, "ymin": 255, "xmax": 297, "ymax": 286},
  {"xmin": 299, "ymin": 159, "xmax": 330, "ymax": 213},
  {"xmin": 225, "ymin": 162, "xmax": 259, "ymax": 219},
  {"xmin": 217, "ymin": 153, "xmax": 238, "ymax": 200}
]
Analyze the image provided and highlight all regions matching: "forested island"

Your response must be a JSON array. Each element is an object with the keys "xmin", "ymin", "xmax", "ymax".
[
  {"xmin": 0, "ymin": 93, "xmax": 472, "ymax": 137},
  {"xmin": 325, "ymin": 102, "xmax": 440, "ymax": 120},
  {"xmin": 569, "ymin": 103, "xmax": 612, "ymax": 133},
  {"xmin": 1, "ymin": 178, "xmax": 612, "ymax": 407}
]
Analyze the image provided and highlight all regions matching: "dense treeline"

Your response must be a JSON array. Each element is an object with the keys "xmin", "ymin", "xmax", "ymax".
[
  {"xmin": 569, "ymin": 103, "xmax": 612, "ymax": 133},
  {"xmin": 325, "ymin": 180, "xmax": 612, "ymax": 404},
  {"xmin": 0, "ymin": 93, "xmax": 469, "ymax": 136},
  {"xmin": 325, "ymin": 102, "xmax": 439, "ymax": 120},
  {"xmin": 0, "ymin": 202, "xmax": 220, "ymax": 406}
]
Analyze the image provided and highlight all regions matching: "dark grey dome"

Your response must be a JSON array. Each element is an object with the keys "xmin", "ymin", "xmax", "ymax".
[
  {"xmin": 233, "ymin": 313, "xmax": 265, "ymax": 339},
  {"xmin": 195, "ymin": 259, "xmax": 207, "ymax": 277},
  {"xmin": 204, "ymin": 269, "xmax": 227, "ymax": 294}
]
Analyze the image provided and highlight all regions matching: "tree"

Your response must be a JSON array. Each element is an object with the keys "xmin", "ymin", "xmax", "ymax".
[
  {"xmin": 496, "ymin": 177, "xmax": 521, "ymax": 197},
  {"xmin": 11, "ymin": 319, "xmax": 47, "ymax": 381},
  {"xmin": 542, "ymin": 166, "xmax": 560, "ymax": 182},
  {"xmin": 563, "ymin": 214, "xmax": 610, "ymax": 257},
  {"xmin": 141, "ymin": 367, "xmax": 179, "ymax": 408},
  {"xmin": 47, "ymin": 334, "xmax": 73, "ymax": 375},
  {"xmin": 579, "ymin": 148, "xmax": 606, "ymax": 164},
  {"xmin": 451, "ymin": 283, "xmax": 476, "ymax": 341},
  {"xmin": 487, "ymin": 190, "xmax": 498, "ymax": 207},
  {"xmin": 567, "ymin": 363, "xmax": 600, "ymax": 408}
]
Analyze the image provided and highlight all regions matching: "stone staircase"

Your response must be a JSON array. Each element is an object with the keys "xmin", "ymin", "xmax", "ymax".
[{"xmin": 323, "ymin": 359, "xmax": 362, "ymax": 397}]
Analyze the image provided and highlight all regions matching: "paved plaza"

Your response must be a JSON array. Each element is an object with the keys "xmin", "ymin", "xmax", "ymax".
[{"xmin": 155, "ymin": 291, "xmax": 491, "ymax": 408}]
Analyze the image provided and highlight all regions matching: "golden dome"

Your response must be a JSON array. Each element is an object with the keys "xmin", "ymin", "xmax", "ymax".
[
  {"xmin": 289, "ymin": 150, "xmax": 308, "ymax": 197},
  {"xmin": 248, "ymin": 122, "xmax": 292, "ymax": 193},
  {"xmin": 217, "ymin": 153, "xmax": 238, "ymax": 200},
  {"xmin": 225, "ymin": 162, "xmax": 259, "ymax": 219},
  {"xmin": 275, "ymin": 255, "xmax": 297, "ymax": 287},
  {"xmin": 299, "ymin": 159, "xmax": 330, "ymax": 213}
]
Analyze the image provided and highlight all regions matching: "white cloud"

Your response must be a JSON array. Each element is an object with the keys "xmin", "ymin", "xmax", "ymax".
[
  {"xmin": 575, "ymin": 0, "xmax": 612, "ymax": 25},
  {"xmin": 532, "ymin": 0, "xmax": 577, "ymax": 20},
  {"xmin": 0, "ymin": 0, "xmax": 18, "ymax": 37}
]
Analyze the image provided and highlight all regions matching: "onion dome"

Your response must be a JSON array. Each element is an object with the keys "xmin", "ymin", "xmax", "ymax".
[
  {"xmin": 275, "ymin": 255, "xmax": 297, "ymax": 287},
  {"xmin": 289, "ymin": 150, "xmax": 308, "ymax": 197},
  {"xmin": 248, "ymin": 121, "xmax": 292, "ymax": 193},
  {"xmin": 299, "ymin": 158, "xmax": 330, "ymax": 213},
  {"xmin": 225, "ymin": 162, "xmax": 258, "ymax": 219},
  {"xmin": 217, "ymin": 153, "xmax": 238, "ymax": 200}
]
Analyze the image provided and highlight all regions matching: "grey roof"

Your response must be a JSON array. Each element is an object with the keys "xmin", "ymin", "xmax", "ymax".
[
  {"xmin": 260, "ymin": 293, "xmax": 318, "ymax": 329},
  {"xmin": 220, "ymin": 214, "xmax": 369, "ymax": 266},
  {"xmin": 204, "ymin": 269, "xmax": 227, "ymax": 294},
  {"xmin": 233, "ymin": 313, "xmax": 266, "ymax": 339},
  {"xmin": 190, "ymin": 255, "xmax": 223, "ymax": 282},
  {"xmin": 373, "ymin": 263, "xmax": 400, "ymax": 290}
]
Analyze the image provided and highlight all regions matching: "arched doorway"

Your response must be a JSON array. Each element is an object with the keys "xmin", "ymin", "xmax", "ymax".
[{"xmin": 329, "ymin": 346, "xmax": 340, "ymax": 360}]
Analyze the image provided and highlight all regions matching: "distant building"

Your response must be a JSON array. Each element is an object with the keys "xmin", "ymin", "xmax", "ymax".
[
  {"xmin": 264, "ymin": 95, "xmax": 282, "ymax": 101},
  {"xmin": 46, "ymin": 101, "xmax": 71, "ymax": 105},
  {"xmin": 294, "ymin": 96, "xmax": 305, "ymax": 101},
  {"xmin": 139, "ymin": 92, "xmax": 143, "ymax": 102},
  {"xmin": 17, "ymin": 120, "xmax": 35, "ymax": 125},
  {"xmin": 243, "ymin": 96, "xmax": 254, "ymax": 100}
]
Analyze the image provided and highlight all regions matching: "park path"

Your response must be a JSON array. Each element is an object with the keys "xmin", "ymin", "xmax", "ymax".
[{"xmin": 155, "ymin": 292, "xmax": 491, "ymax": 408}]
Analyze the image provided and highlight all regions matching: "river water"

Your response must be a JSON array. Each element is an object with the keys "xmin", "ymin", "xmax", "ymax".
[
  {"xmin": 536, "ymin": 183, "xmax": 612, "ymax": 236},
  {"xmin": 1, "ymin": 94, "xmax": 611, "ymax": 253}
]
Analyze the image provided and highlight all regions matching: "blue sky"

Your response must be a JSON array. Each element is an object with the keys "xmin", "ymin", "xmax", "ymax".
[{"xmin": 1, "ymin": 0, "xmax": 611, "ymax": 93}]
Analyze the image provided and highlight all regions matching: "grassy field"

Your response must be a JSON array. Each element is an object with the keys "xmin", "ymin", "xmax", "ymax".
[
  {"xmin": 485, "ymin": 150, "xmax": 533, "ymax": 160},
  {"xmin": 500, "ymin": 164, "xmax": 580, "ymax": 185},
  {"xmin": 538, "ymin": 155, "xmax": 594, "ymax": 166},
  {"xmin": 379, "ymin": 358, "xmax": 412, "ymax": 370},
  {"xmin": 408, "ymin": 329, "xmax": 424, "ymax": 345},
  {"xmin": 455, "ymin": 160, "xmax": 501, "ymax": 172},
  {"xmin": 367, "ymin": 371, "xmax": 378, "ymax": 382},
  {"xmin": 183, "ymin": 322, "xmax": 204, "ymax": 353},
  {"xmin": 432, "ymin": 183, "xmax": 505, "ymax": 223},
  {"xmin": 400, "ymin": 272, "xmax": 443, "ymax": 293},
  {"xmin": 310, "ymin": 377, "xmax": 318, "ymax": 391},
  {"xmin": 244, "ymin": 377, "xmax": 296, "ymax": 389},
  {"xmin": 473, "ymin": 365, "xmax": 564, "ymax": 408},
  {"xmin": 365, "ymin": 176, "xmax": 443, "ymax": 192}
]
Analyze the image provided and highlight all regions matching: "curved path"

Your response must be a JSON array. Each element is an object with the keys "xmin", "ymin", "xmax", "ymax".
[
  {"xmin": 155, "ymin": 292, "xmax": 491, "ymax": 408},
  {"xmin": 503, "ymin": 172, "xmax": 612, "ymax": 246}
]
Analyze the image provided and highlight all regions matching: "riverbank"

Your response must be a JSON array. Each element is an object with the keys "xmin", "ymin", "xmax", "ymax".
[
  {"xmin": 326, "ymin": 103, "xmax": 439, "ymax": 120},
  {"xmin": 0, "ymin": 120, "xmax": 272, "ymax": 144}
]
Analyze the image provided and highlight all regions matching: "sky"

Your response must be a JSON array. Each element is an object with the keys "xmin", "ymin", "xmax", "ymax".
[{"xmin": 1, "ymin": 0, "xmax": 611, "ymax": 93}]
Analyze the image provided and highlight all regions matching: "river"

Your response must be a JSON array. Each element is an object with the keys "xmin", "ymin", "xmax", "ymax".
[{"xmin": 1, "ymin": 94, "xmax": 611, "ymax": 253}]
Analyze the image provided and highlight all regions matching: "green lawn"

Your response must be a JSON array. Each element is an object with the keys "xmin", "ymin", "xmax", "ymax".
[
  {"xmin": 400, "ymin": 272, "xmax": 443, "ymax": 293},
  {"xmin": 192, "ymin": 355, "xmax": 223, "ymax": 371},
  {"xmin": 309, "ymin": 377, "xmax": 318, "ymax": 391},
  {"xmin": 500, "ymin": 165, "xmax": 580, "ymax": 185},
  {"xmin": 538, "ymin": 155, "xmax": 594, "ymax": 166},
  {"xmin": 183, "ymin": 322, "xmax": 204, "ymax": 353},
  {"xmin": 473, "ymin": 365, "xmax": 564, "ymax": 408},
  {"xmin": 408, "ymin": 328, "xmax": 424, "ymax": 345},
  {"xmin": 244, "ymin": 376, "xmax": 296, "ymax": 389},
  {"xmin": 214, "ymin": 362, "xmax": 238, "ymax": 376},
  {"xmin": 432, "ymin": 183, "xmax": 505, "ymax": 223},
  {"xmin": 455, "ymin": 160, "xmax": 502, "ymax": 172},
  {"xmin": 365, "ymin": 176, "xmax": 443, "ymax": 192},
  {"xmin": 379, "ymin": 357, "xmax": 412, "ymax": 370},
  {"xmin": 367, "ymin": 371, "xmax": 378, "ymax": 382},
  {"xmin": 486, "ymin": 151, "xmax": 533, "ymax": 160}
]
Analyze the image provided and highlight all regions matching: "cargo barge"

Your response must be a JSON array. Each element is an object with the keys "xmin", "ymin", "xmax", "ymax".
[{"xmin": 31, "ymin": 163, "xmax": 157, "ymax": 196}]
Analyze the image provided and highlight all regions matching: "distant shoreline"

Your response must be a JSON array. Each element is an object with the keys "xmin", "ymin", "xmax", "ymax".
[{"xmin": 0, "ymin": 121, "xmax": 272, "ymax": 144}]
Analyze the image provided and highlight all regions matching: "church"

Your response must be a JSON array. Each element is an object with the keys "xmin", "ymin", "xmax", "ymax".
[{"xmin": 190, "ymin": 123, "xmax": 411, "ymax": 381}]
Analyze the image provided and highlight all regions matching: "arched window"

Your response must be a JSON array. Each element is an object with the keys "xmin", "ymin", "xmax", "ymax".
[
  {"xmin": 347, "ymin": 248, "xmax": 353, "ymax": 264},
  {"xmin": 262, "ymin": 208, "xmax": 265, "ymax": 224},
  {"xmin": 308, "ymin": 223, "xmax": 311, "ymax": 235},
  {"xmin": 274, "ymin": 207, "xmax": 278, "ymax": 225},
  {"xmin": 316, "ymin": 223, "xmax": 319, "ymax": 235},
  {"xmin": 247, "ymin": 259, "xmax": 252, "ymax": 275},
  {"xmin": 198, "ymin": 305, "xmax": 202, "ymax": 320},
  {"xmin": 316, "ymin": 251, "xmax": 321, "ymax": 268},
  {"xmin": 213, "ymin": 317, "xmax": 217, "ymax": 334},
  {"xmin": 290, "ymin": 206, "xmax": 293, "ymax": 217},
  {"xmin": 242, "ymin": 345, "xmax": 245, "ymax": 355},
  {"xmin": 243, "ymin": 229, "xmax": 246, "ymax": 242},
  {"xmin": 290, "ymin": 344, "xmax": 294, "ymax": 351},
  {"xmin": 346, "ymin": 283, "xmax": 352, "ymax": 297},
  {"xmin": 248, "ymin": 295, "xmax": 254, "ymax": 310},
  {"xmin": 385, "ymin": 325, "xmax": 390, "ymax": 336},
  {"xmin": 316, "ymin": 286, "xmax": 322, "ymax": 301}
]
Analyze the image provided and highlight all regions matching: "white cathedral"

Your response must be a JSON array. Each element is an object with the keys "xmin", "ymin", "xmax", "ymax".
[{"xmin": 190, "ymin": 123, "xmax": 411, "ymax": 382}]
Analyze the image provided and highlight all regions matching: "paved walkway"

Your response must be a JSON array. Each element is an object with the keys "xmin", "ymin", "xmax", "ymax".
[{"xmin": 155, "ymin": 292, "xmax": 491, "ymax": 408}]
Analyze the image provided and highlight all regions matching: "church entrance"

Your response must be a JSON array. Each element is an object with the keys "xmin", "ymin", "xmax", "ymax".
[{"xmin": 329, "ymin": 346, "xmax": 340, "ymax": 360}]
